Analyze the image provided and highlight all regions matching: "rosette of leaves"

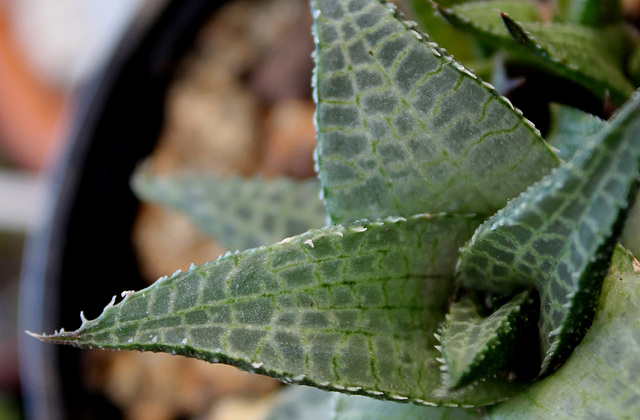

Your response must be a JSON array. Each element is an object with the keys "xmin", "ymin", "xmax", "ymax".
[{"xmin": 31, "ymin": 0, "xmax": 640, "ymax": 417}]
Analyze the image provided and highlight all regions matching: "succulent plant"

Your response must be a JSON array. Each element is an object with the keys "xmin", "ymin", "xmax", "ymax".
[{"xmin": 32, "ymin": 0, "xmax": 640, "ymax": 417}]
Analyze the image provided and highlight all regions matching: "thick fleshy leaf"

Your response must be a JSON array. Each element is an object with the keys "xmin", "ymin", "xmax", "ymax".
[
  {"xmin": 436, "ymin": 1, "xmax": 635, "ymax": 105},
  {"xmin": 439, "ymin": 290, "xmax": 536, "ymax": 389},
  {"xmin": 266, "ymin": 386, "xmax": 482, "ymax": 420},
  {"xmin": 131, "ymin": 168, "xmax": 327, "ymax": 250},
  {"xmin": 457, "ymin": 90, "xmax": 640, "ymax": 373},
  {"xmin": 540, "ymin": 104, "xmax": 640, "ymax": 262},
  {"xmin": 312, "ymin": 0, "xmax": 559, "ymax": 223},
  {"xmin": 545, "ymin": 103, "xmax": 605, "ymax": 161},
  {"xmin": 488, "ymin": 246, "xmax": 640, "ymax": 419},
  {"xmin": 33, "ymin": 214, "xmax": 527, "ymax": 406}
]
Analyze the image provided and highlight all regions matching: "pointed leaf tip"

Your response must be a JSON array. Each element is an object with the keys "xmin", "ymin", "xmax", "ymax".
[
  {"xmin": 35, "ymin": 214, "xmax": 530, "ymax": 406},
  {"xmin": 458, "ymin": 90, "xmax": 640, "ymax": 373},
  {"xmin": 439, "ymin": 0, "xmax": 634, "ymax": 104},
  {"xmin": 312, "ymin": 0, "xmax": 558, "ymax": 223}
]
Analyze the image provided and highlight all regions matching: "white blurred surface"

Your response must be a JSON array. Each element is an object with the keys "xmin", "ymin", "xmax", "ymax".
[
  {"xmin": 8, "ymin": 0, "xmax": 147, "ymax": 89},
  {"xmin": 0, "ymin": 170, "xmax": 43, "ymax": 232}
]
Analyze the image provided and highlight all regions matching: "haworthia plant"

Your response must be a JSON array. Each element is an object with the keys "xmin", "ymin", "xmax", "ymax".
[
  {"xmin": 489, "ymin": 246, "xmax": 640, "ymax": 418},
  {"xmin": 436, "ymin": 0, "xmax": 635, "ymax": 105},
  {"xmin": 438, "ymin": 290, "xmax": 536, "ymax": 389},
  {"xmin": 269, "ymin": 247, "xmax": 640, "ymax": 419},
  {"xmin": 30, "ymin": 0, "xmax": 640, "ymax": 416},
  {"xmin": 312, "ymin": 0, "xmax": 558, "ymax": 223},
  {"xmin": 35, "ymin": 214, "xmax": 529, "ymax": 406},
  {"xmin": 131, "ymin": 167, "xmax": 327, "ymax": 250},
  {"xmin": 542, "ymin": 105, "xmax": 640, "ymax": 259},
  {"xmin": 457, "ymin": 90, "xmax": 640, "ymax": 373}
]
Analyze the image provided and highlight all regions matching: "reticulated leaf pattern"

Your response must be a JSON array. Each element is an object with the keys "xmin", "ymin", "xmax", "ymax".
[
  {"xmin": 35, "ymin": 214, "xmax": 526, "ymax": 406},
  {"xmin": 312, "ymin": 0, "xmax": 559, "ymax": 223},
  {"xmin": 457, "ymin": 90, "xmax": 640, "ymax": 373},
  {"xmin": 132, "ymin": 168, "xmax": 327, "ymax": 250},
  {"xmin": 439, "ymin": 290, "xmax": 535, "ymax": 389},
  {"xmin": 488, "ymin": 247, "xmax": 640, "ymax": 419}
]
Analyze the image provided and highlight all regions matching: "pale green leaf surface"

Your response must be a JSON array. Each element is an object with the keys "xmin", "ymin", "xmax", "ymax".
[
  {"xmin": 437, "ymin": 2, "xmax": 634, "ymax": 104},
  {"xmin": 330, "ymin": 392, "xmax": 483, "ymax": 419},
  {"xmin": 488, "ymin": 246, "xmax": 640, "ymax": 419},
  {"xmin": 312, "ymin": 0, "xmax": 559, "ymax": 223},
  {"xmin": 440, "ymin": 290, "xmax": 534, "ymax": 389},
  {"xmin": 132, "ymin": 169, "xmax": 327, "ymax": 250},
  {"xmin": 265, "ymin": 386, "xmax": 334, "ymax": 420},
  {"xmin": 545, "ymin": 103, "xmax": 606, "ymax": 161},
  {"xmin": 33, "ymin": 214, "xmax": 526, "ymax": 406},
  {"xmin": 266, "ymin": 386, "xmax": 483, "ymax": 420},
  {"xmin": 457, "ymin": 91, "xmax": 640, "ymax": 373}
]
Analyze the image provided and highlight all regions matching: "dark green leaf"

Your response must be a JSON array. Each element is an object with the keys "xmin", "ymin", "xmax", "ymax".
[
  {"xmin": 556, "ymin": 0, "xmax": 623, "ymax": 26},
  {"xmin": 437, "ymin": 1, "xmax": 635, "ymax": 104},
  {"xmin": 439, "ymin": 290, "xmax": 535, "ymax": 389}
]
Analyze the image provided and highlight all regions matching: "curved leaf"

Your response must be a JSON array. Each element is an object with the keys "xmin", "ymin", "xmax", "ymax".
[
  {"xmin": 457, "ymin": 90, "xmax": 640, "ymax": 373},
  {"xmin": 542, "ymin": 105, "xmax": 640, "ymax": 260},
  {"xmin": 437, "ymin": 1, "xmax": 635, "ymax": 105},
  {"xmin": 33, "ymin": 214, "xmax": 526, "ymax": 406},
  {"xmin": 312, "ymin": 0, "xmax": 559, "ymax": 223},
  {"xmin": 545, "ymin": 103, "xmax": 605, "ymax": 161},
  {"xmin": 439, "ymin": 290, "xmax": 536, "ymax": 389},
  {"xmin": 132, "ymin": 168, "xmax": 327, "ymax": 250},
  {"xmin": 488, "ymin": 246, "xmax": 640, "ymax": 419}
]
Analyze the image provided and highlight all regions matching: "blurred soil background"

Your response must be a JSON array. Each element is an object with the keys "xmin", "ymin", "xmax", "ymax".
[{"xmin": 2, "ymin": 0, "xmax": 640, "ymax": 419}]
